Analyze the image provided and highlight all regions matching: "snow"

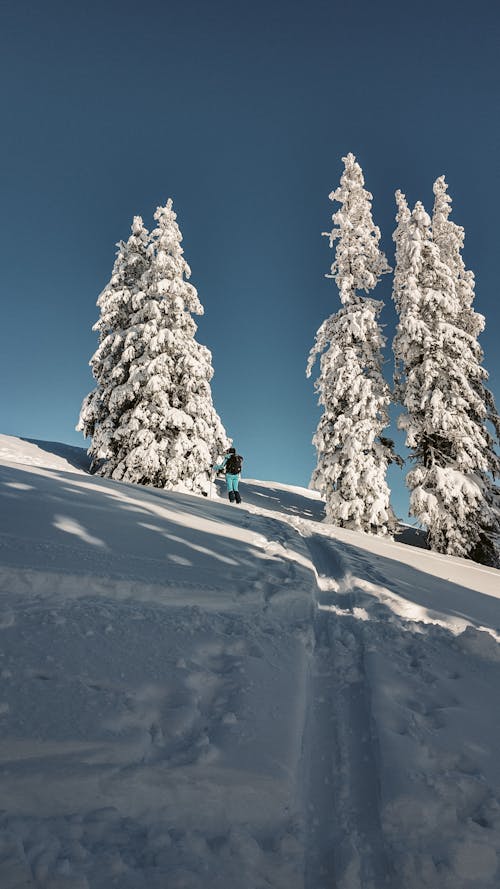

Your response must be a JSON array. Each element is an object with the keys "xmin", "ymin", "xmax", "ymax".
[
  {"xmin": 1, "ymin": 432, "xmax": 500, "ymax": 888},
  {"xmin": 78, "ymin": 203, "xmax": 228, "ymax": 493},
  {"xmin": 392, "ymin": 185, "xmax": 500, "ymax": 564},
  {"xmin": 308, "ymin": 153, "xmax": 396, "ymax": 535}
]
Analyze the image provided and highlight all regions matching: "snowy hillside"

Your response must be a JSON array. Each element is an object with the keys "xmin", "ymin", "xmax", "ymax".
[{"xmin": 1, "ymin": 433, "xmax": 500, "ymax": 889}]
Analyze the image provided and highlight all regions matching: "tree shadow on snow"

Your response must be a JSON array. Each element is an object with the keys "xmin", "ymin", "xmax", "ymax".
[
  {"xmin": 235, "ymin": 479, "xmax": 326, "ymax": 522},
  {"xmin": 393, "ymin": 525, "xmax": 429, "ymax": 550},
  {"xmin": 0, "ymin": 463, "xmax": 314, "ymax": 609},
  {"xmin": 22, "ymin": 438, "xmax": 91, "ymax": 473},
  {"xmin": 310, "ymin": 531, "xmax": 500, "ymax": 637}
]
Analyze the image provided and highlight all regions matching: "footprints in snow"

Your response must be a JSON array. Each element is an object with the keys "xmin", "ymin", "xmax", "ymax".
[
  {"xmin": 0, "ymin": 806, "xmax": 303, "ymax": 889},
  {"xmin": 305, "ymin": 532, "xmax": 500, "ymax": 887},
  {"xmin": 101, "ymin": 636, "xmax": 262, "ymax": 769},
  {"xmin": 235, "ymin": 520, "xmax": 303, "ymax": 602}
]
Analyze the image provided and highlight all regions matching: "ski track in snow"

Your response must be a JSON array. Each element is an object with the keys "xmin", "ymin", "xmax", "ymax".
[
  {"xmin": 300, "ymin": 526, "xmax": 500, "ymax": 889},
  {"xmin": 1, "ymin": 434, "xmax": 500, "ymax": 887},
  {"xmin": 304, "ymin": 534, "xmax": 393, "ymax": 889}
]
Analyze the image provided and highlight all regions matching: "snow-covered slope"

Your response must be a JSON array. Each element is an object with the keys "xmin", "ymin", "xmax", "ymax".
[{"xmin": 1, "ymin": 433, "xmax": 500, "ymax": 889}]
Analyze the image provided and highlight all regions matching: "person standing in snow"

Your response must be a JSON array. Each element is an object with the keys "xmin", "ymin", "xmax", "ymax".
[{"xmin": 213, "ymin": 447, "xmax": 244, "ymax": 503}]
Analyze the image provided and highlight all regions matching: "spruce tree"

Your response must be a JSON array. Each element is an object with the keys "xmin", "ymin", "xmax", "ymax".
[
  {"xmin": 78, "ymin": 201, "xmax": 228, "ymax": 493},
  {"xmin": 77, "ymin": 215, "xmax": 151, "ymax": 471},
  {"xmin": 392, "ymin": 190, "xmax": 500, "ymax": 565},
  {"xmin": 431, "ymin": 177, "xmax": 500, "ymax": 562},
  {"xmin": 307, "ymin": 153, "xmax": 397, "ymax": 533},
  {"xmin": 391, "ymin": 190, "xmax": 411, "ymax": 318}
]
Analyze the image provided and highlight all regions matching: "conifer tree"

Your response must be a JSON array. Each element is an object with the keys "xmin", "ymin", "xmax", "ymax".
[
  {"xmin": 307, "ymin": 153, "xmax": 397, "ymax": 533},
  {"xmin": 431, "ymin": 177, "xmax": 500, "ymax": 562},
  {"xmin": 77, "ymin": 215, "xmax": 151, "ymax": 470},
  {"xmin": 78, "ymin": 201, "xmax": 228, "ymax": 493},
  {"xmin": 392, "ymin": 189, "xmax": 500, "ymax": 565},
  {"xmin": 391, "ymin": 190, "xmax": 411, "ymax": 318}
]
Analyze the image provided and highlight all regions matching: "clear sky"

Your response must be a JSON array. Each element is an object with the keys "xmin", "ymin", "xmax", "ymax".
[{"xmin": 1, "ymin": 0, "xmax": 499, "ymax": 519}]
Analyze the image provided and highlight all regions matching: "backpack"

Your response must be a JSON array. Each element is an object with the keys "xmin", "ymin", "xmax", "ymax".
[{"xmin": 226, "ymin": 454, "xmax": 243, "ymax": 475}]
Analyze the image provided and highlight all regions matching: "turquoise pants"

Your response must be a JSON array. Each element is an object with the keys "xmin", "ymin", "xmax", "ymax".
[{"xmin": 226, "ymin": 473, "xmax": 240, "ymax": 492}]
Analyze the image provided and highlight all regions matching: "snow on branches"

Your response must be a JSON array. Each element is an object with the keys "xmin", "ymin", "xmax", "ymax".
[
  {"xmin": 78, "ymin": 201, "xmax": 228, "ymax": 493},
  {"xmin": 308, "ymin": 153, "xmax": 397, "ymax": 534},
  {"xmin": 392, "ymin": 181, "xmax": 500, "ymax": 565}
]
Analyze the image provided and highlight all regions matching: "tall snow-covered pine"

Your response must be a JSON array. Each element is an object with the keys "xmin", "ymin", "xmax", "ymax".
[
  {"xmin": 78, "ymin": 201, "xmax": 228, "ymax": 492},
  {"xmin": 307, "ymin": 153, "xmax": 397, "ymax": 533},
  {"xmin": 77, "ymin": 215, "xmax": 151, "ymax": 470},
  {"xmin": 392, "ymin": 187, "xmax": 500, "ymax": 565}
]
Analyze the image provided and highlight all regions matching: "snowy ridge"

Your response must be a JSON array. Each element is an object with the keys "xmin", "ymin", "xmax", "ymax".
[{"xmin": 1, "ymin": 434, "xmax": 500, "ymax": 888}]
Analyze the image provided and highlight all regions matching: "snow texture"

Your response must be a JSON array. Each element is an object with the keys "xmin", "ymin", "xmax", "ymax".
[
  {"xmin": 392, "ymin": 185, "xmax": 500, "ymax": 566},
  {"xmin": 78, "ymin": 202, "xmax": 229, "ymax": 494},
  {"xmin": 2, "ymin": 432, "xmax": 500, "ymax": 888},
  {"xmin": 308, "ymin": 153, "xmax": 398, "ymax": 535}
]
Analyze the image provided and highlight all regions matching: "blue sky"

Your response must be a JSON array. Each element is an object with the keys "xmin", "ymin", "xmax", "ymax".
[{"xmin": 1, "ymin": 0, "xmax": 499, "ymax": 519}]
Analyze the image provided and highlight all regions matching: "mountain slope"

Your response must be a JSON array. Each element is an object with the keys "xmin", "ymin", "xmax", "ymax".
[{"xmin": 1, "ymin": 433, "xmax": 500, "ymax": 889}]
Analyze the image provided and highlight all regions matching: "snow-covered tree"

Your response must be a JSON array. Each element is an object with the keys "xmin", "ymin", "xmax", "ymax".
[
  {"xmin": 78, "ymin": 200, "xmax": 229, "ymax": 493},
  {"xmin": 77, "ymin": 215, "xmax": 151, "ymax": 469},
  {"xmin": 391, "ymin": 189, "xmax": 412, "ymax": 318},
  {"xmin": 307, "ymin": 153, "xmax": 398, "ymax": 533},
  {"xmin": 392, "ymin": 187, "xmax": 500, "ymax": 565}
]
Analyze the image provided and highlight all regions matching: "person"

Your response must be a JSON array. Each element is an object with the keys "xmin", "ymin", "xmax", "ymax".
[{"xmin": 213, "ymin": 447, "xmax": 244, "ymax": 504}]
